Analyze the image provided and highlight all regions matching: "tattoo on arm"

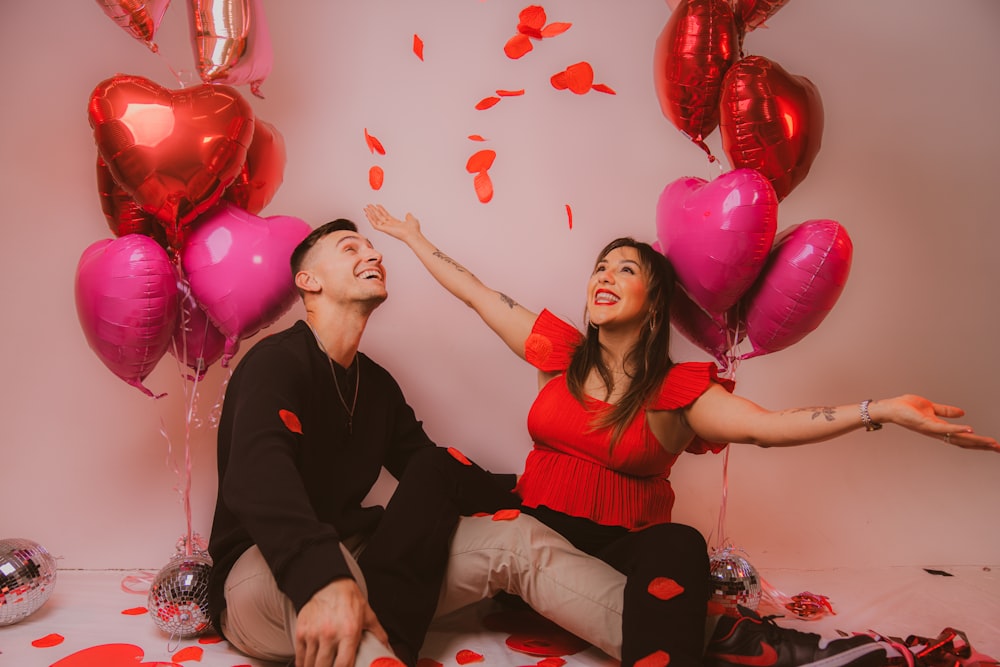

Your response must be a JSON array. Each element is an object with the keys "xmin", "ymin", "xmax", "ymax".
[
  {"xmin": 498, "ymin": 292, "xmax": 518, "ymax": 310},
  {"xmin": 432, "ymin": 250, "xmax": 468, "ymax": 274},
  {"xmin": 788, "ymin": 406, "xmax": 836, "ymax": 422}
]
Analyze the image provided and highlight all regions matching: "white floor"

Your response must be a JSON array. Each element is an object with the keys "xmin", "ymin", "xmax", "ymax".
[{"xmin": 2, "ymin": 565, "xmax": 997, "ymax": 667}]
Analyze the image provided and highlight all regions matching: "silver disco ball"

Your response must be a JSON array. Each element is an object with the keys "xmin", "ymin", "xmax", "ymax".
[
  {"xmin": 709, "ymin": 546, "xmax": 761, "ymax": 614},
  {"xmin": 0, "ymin": 538, "xmax": 58, "ymax": 626},
  {"xmin": 147, "ymin": 550, "xmax": 213, "ymax": 638}
]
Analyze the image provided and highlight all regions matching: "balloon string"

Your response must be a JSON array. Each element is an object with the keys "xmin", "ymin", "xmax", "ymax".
[{"xmin": 121, "ymin": 571, "xmax": 155, "ymax": 594}]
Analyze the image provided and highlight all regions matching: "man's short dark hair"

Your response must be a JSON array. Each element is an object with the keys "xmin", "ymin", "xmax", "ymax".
[{"xmin": 290, "ymin": 218, "xmax": 358, "ymax": 275}]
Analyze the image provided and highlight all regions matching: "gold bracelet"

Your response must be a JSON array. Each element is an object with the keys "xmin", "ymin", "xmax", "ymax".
[{"xmin": 860, "ymin": 399, "xmax": 883, "ymax": 431}]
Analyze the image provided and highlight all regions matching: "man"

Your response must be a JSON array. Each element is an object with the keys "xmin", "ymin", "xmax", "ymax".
[{"xmin": 206, "ymin": 218, "xmax": 627, "ymax": 667}]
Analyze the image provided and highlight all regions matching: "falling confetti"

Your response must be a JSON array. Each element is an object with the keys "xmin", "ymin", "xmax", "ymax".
[
  {"xmin": 474, "ymin": 171, "xmax": 494, "ymax": 203},
  {"xmin": 369, "ymin": 166, "xmax": 385, "ymax": 190},
  {"xmin": 496, "ymin": 89, "xmax": 526, "ymax": 97},
  {"xmin": 172, "ymin": 646, "xmax": 203, "ymax": 662},
  {"xmin": 448, "ymin": 447, "xmax": 473, "ymax": 465},
  {"xmin": 565, "ymin": 204, "xmax": 573, "ymax": 229},
  {"xmin": 31, "ymin": 634, "xmax": 65, "ymax": 648},
  {"xmin": 468, "ymin": 135, "xmax": 488, "ymax": 142},
  {"xmin": 364, "ymin": 128, "xmax": 386, "ymax": 155},
  {"xmin": 456, "ymin": 649, "xmax": 485, "ymax": 664},
  {"xmin": 504, "ymin": 5, "xmax": 572, "ymax": 59},
  {"xmin": 475, "ymin": 96, "xmax": 502, "ymax": 110},
  {"xmin": 647, "ymin": 577, "xmax": 685, "ymax": 601},
  {"xmin": 550, "ymin": 62, "xmax": 613, "ymax": 95},
  {"xmin": 279, "ymin": 409, "xmax": 303, "ymax": 434},
  {"xmin": 466, "ymin": 150, "xmax": 497, "ymax": 173},
  {"xmin": 413, "ymin": 34, "xmax": 424, "ymax": 61},
  {"xmin": 121, "ymin": 606, "xmax": 148, "ymax": 615}
]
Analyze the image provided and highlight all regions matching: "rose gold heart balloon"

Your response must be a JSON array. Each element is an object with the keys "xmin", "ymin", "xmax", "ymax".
[
  {"xmin": 653, "ymin": 0, "xmax": 739, "ymax": 157},
  {"xmin": 222, "ymin": 118, "xmax": 285, "ymax": 214},
  {"xmin": 719, "ymin": 55, "xmax": 823, "ymax": 201},
  {"xmin": 94, "ymin": 0, "xmax": 171, "ymax": 51},
  {"xmin": 88, "ymin": 74, "xmax": 255, "ymax": 248}
]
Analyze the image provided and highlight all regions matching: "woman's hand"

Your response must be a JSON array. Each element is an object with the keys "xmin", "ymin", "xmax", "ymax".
[
  {"xmin": 873, "ymin": 395, "xmax": 1000, "ymax": 452},
  {"xmin": 364, "ymin": 204, "xmax": 421, "ymax": 245}
]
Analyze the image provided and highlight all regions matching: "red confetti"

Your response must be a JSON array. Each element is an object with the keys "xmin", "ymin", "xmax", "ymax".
[
  {"xmin": 456, "ymin": 649, "xmax": 485, "ymax": 665},
  {"xmin": 121, "ymin": 606, "xmax": 148, "ymax": 615},
  {"xmin": 497, "ymin": 89, "xmax": 526, "ymax": 97},
  {"xmin": 31, "ymin": 633, "xmax": 65, "ymax": 648},
  {"xmin": 540, "ymin": 22, "xmax": 572, "ymax": 38},
  {"xmin": 538, "ymin": 659, "xmax": 567, "ymax": 667},
  {"xmin": 474, "ymin": 171, "xmax": 494, "ymax": 203},
  {"xmin": 197, "ymin": 634, "xmax": 223, "ymax": 644},
  {"xmin": 448, "ymin": 447, "xmax": 473, "ymax": 465},
  {"xmin": 565, "ymin": 204, "xmax": 573, "ymax": 229},
  {"xmin": 504, "ymin": 33, "xmax": 534, "ymax": 59},
  {"xmin": 517, "ymin": 6, "xmax": 547, "ymax": 38},
  {"xmin": 369, "ymin": 165, "xmax": 385, "ymax": 191},
  {"xmin": 475, "ymin": 96, "xmax": 502, "ymax": 110},
  {"xmin": 413, "ymin": 34, "xmax": 424, "ymax": 61},
  {"xmin": 279, "ymin": 409, "xmax": 303, "ymax": 434},
  {"xmin": 172, "ymin": 645, "xmax": 203, "ymax": 662},
  {"xmin": 468, "ymin": 135, "xmax": 488, "ymax": 142},
  {"xmin": 506, "ymin": 633, "xmax": 588, "ymax": 657},
  {"xmin": 466, "ymin": 149, "xmax": 497, "ymax": 173},
  {"xmin": 647, "ymin": 577, "xmax": 684, "ymax": 601},
  {"xmin": 635, "ymin": 650, "xmax": 671, "ymax": 667},
  {"xmin": 364, "ymin": 128, "xmax": 386, "ymax": 155},
  {"xmin": 371, "ymin": 658, "xmax": 407, "ymax": 667},
  {"xmin": 417, "ymin": 660, "xmax": 444, "ymax": 667},
  {"xmin": 564, "ymin": 62, "xmax": 595, "ymax": 94},
  {"xmin": 492, "ymin": 508, "xmax": 521, "ymax": 521},
  {"xmin": 550, "ymin": 71, "xmax": 568, "ymax": 90},
  {"xmin": 472, "ymin": 512, "xmax": 492, "ymax": 517},
  {"xmin": 591, "ymin": 83, "xmax": 616, "ymax": 95}
]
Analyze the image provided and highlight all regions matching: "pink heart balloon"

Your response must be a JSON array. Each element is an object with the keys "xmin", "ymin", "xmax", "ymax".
[
  {"xmin": 170, "ymin": 279, "xmax": 229, "ymax": 378},
  {"xmin": 670, "ymin": 286, "xmax": 744, "ymax": 369},
  {"xmin": 180, "ymin": 202, "xmax": 311, "ymax": 365},
  {"xmin": 75, "ymin": 234, "xmax": 180, "ymax": 397},
  {"xmin": 739, "ymin": 219, "xmax": 852, "ymax": 360},
  {"xmin": 656, "ymin": 168, "xmax": 778, "ymax": 315}
]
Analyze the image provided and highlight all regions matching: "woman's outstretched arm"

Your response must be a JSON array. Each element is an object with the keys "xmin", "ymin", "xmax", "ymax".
[
  {"xmin": 365, "ymin": 204, "xmax": 539, "ymax": 359},
  {"xmin": 685, "ymin": 385, "xmax": 999, "ymax": 452}
]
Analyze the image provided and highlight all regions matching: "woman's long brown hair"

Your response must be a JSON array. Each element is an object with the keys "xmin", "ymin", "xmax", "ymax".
[{"xmin": 565, "ymin": 238, "xmax": 676, "ymax": 446}]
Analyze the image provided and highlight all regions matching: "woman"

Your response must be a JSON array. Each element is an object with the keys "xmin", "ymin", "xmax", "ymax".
[{"xmin": 363, "ymin": 204, "xmax": 998, "ymax": 667}]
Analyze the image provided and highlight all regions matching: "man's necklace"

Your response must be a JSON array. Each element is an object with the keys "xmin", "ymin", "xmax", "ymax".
[{"xmin": 306, "ymin": 323, "xmax": 359, "ymax": 433}]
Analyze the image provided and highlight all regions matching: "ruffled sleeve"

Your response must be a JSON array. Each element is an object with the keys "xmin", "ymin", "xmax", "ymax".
[
  {"xmin": 524, "ymin": 309, "xmax": 584, "ymax": 372},
  {"xmin": 653, "ymin": 362, "xmax": 736, "ymax": 455}
]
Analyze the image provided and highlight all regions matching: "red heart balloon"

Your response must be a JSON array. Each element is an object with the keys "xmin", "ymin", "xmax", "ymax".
[
  {"xmin": 735, "ymin": 0, "xmax": 791, "ymax": 32},
  {"xmin": 222, "ymin": 118, "xmax": 286, "ymax": 214},
  {"xmin": 88, "ymin": 74, "xmax": 255, "ymax": 248},
  {"xmin": 719, "ymin": 55, "xmax": 824, "ymax": 201},
  {"xmin": 653, "ymin": 0, "xmax": 739, "ymax": 157},
  {"xmin": 96, "ymin": 156, "xmax": 168, "ymax": 248}
]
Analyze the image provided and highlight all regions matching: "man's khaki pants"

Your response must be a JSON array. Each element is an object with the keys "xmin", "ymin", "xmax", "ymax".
[{"xmin": 221, "ymin": 513, "xmax": 626, "ymax": 665}]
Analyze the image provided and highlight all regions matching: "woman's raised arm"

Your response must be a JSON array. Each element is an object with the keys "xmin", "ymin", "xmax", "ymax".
[
  {"xmin": 685, "ymin": 384, "xmax": 999, "ymax": 452},
  {"xmin": 365, "ymin": 204, "xmax": 538, "ymax": 359}
]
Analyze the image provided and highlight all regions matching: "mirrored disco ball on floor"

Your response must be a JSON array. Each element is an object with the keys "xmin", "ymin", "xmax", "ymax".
[
  {"xmin": 709, "ymin": 545, "xmax": 761, "ymax": 614},
  {"xmin": 148, "ymin": 549, "xmax": 213, "ymax": 638},
  {"xmin": 0, "ymin": 537, "xmax": 58, "ymax": 626}
]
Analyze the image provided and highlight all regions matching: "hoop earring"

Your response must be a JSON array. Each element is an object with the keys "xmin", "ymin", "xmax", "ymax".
[
  {"xmin": 585, "ymin": 312, "xmax": 598, "ymax": 330},
  {"xmin": 649, "ymin": 311, "xmax": 658, "ymax": 332}
]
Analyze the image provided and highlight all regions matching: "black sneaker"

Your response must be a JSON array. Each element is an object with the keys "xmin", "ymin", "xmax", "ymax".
[{"xmin": 705, "ymin": 607, "xmax": 888, "ymax": 667}]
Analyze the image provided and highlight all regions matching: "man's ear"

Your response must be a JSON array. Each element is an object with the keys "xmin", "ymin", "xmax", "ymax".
[{"xmin": 295, "ymin": 270, "xmax": 320, "ymax": 294}]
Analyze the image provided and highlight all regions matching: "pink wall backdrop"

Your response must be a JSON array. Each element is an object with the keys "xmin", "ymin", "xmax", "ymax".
[{"xmin": 1, "ymin": 1, "xmax": 997, "ymax": 570}]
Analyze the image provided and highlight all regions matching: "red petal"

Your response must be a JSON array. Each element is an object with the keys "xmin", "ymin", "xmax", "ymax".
[
  {"xmin": 475, "ymin": 96, "xmax": 502, "ymax": 110},
  {"xmin": 31, "ymin": 633, "xmax": 64, "ymax": 648},
  {"xmin": 172, "ymin": 646, "xmax": 204, "ymax": 662},
  {"xmin": 518, "ymin": 24, "xmax": 544, "ymax": 39},
  {"xmin": 371, "ymin": 658, "xmax": 407, "ymax": 667},
  {"xmin": 550, "ymin": 71, "xmax": 568, "ymax": 90},
  {"xmin": 591, "ymin": 83, "xmax": 616, "ymax": 95},
  {"xmin": 538, "ymin": 659, "xmax": 567, "ymax": 667},
  {"xmin": 279, "ymin": 409, "xmax": 303, "ymax": 434},
  {"xmin": 472, "ymin": 512, "xmax": 492, "ymax": 517},
  {"xmin": 565, "ymin": 62, "xmax": 595, "ymax": 94},
  {"xmin": 518, "ymin": 5, "xmax": 546, "ymax": 30},
  {"xmin": 369, "ymin": 165, "xmax": 385, "ymax": 190},
  {"xmin": 364, "ymin": 128, "xmax": 386, "ymax": 155},
  {"xmin": 504, "ymin": 33, "xmax": 533, "ymax": 59},
  {"xmin": 198, "ymin": 634, "xmax": 224, "ymax": 644},
  {"xmin": 635, "ymin": 650, "xmax": 671, "ymax": 667},
  {"xmin": 121, "ymin": 606, "xmax": 148, "ymax": 615},
  {"xmin": 474, "ymin": 171, "xmax": 494, "ymax": 203},
  {"xmin": 448, "ymin": 447, "xmax": 473, "ymax": 465},
  {"xmin": 492, "ymin": 508, "xmax": 521, "ymax": 521},
  {"xmin": 468, "ymin": 134, "xmax": 487, "ymax": 142},
  {"xmin": 540, "ymin": 22, "xmax": 572, "ymax": 37},
  {"xmin": 416, "ymin": 660, "xmax": 444, "ymax": 667},
  {"xmin": 565, "ymin": 204, "xmax": 573, "ymax": 229},
  {"xmin": 496, "ymin": 89, "xmax": 526, "ymax": 97},
  {"xmin": 647, "ymin": 577, "xmax": 685, "ymax": 601},
  {"xmin": 456, "ymin": 649, "xmax": 485, "ymax": 665},
  {"xmin": 466, "ymin": 149, "xmax": 497, "ymax": 173},
  {"xmin": 413, "ymin": 34, "xmax": 424, "ymax": 61}
]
